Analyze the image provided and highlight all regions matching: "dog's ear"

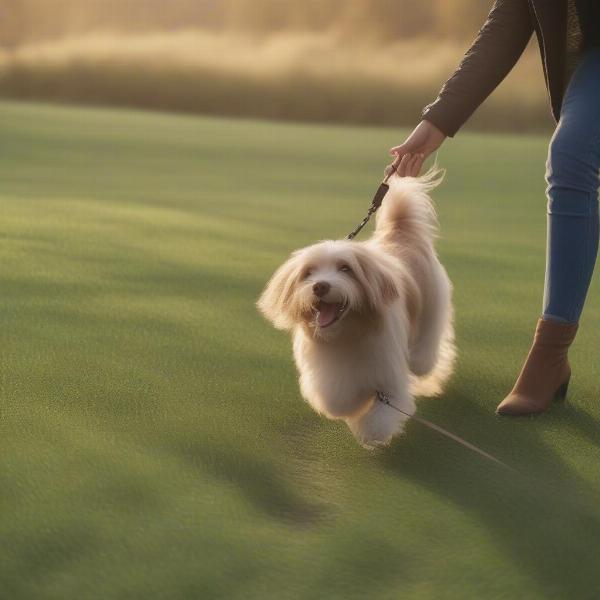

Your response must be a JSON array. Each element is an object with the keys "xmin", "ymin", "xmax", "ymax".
[
  {"xmin": 257, "ymin": 253, "xmax": 303, "ymax": 330},
  {"xmin": 351, "ymin": 246, "xmax": 400, "ymax": 312}
]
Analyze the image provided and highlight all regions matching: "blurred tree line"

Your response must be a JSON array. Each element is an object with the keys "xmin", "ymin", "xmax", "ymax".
[{"xmin": 1, "ymin": 0, "xmax": 492, "ymax": 48}]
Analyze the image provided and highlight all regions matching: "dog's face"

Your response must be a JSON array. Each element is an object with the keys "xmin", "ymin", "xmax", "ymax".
[{"xmin": 258, "ymin": 240, "xmax": 400, "ymax": 339}]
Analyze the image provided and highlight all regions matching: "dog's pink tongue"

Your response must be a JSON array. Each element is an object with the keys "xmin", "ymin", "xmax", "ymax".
[{"xmin": 317, "ymin": 302, "xmax": 339, "ymax": 327}]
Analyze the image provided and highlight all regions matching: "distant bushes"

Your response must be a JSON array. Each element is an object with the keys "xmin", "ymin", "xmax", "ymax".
[
  {"xmin": 0, "ymin": 2, "xmax": 554, "ymax": 132},
  {"xmin": 2, "ymin": 0, "xmax": 494, "ymax": 48},
  {"xmin": 0, "ymin": 32, "xmax": 552, "ymax": 132}
]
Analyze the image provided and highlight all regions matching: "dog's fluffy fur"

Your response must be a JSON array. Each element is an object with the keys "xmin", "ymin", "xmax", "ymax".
[{"xmin": 258, "ymin": 171, "xmax": 455, "ymax": 447}]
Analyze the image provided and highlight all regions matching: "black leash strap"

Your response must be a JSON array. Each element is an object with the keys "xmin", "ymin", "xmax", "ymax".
[
  {"xmin": 346, "ymin": 159, "xmax": 400, "ymax": 240},
  {"xmin": 346, "ymin": 183, "xmax": 390, "ymax": 240},
  {"xmin": 376, "ymin": 392, "xmax": 516, "ymax": 472}
]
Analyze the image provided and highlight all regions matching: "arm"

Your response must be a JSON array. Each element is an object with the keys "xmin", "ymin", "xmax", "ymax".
[
  {"xmin": 389, "ymin": 0, "xmax": 534, "ymax": 177},
  {"xmin": 422, "ymin": 0, "xmax": 534, "ymax": 137}
]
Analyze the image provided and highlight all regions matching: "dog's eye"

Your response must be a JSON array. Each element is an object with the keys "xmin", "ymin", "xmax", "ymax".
[
  {"xmin": 339, "ymin": 264, "xmax": 353, "ymax": 274},
  {"xmin": 302, "ymin": 269, "xmax": 313, "ymax": 280}
]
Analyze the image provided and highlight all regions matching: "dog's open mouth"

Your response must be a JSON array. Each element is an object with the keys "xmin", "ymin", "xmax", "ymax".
[{"xmin": 314, "ymin": 300, "xmax": 348, "ymax": 328}]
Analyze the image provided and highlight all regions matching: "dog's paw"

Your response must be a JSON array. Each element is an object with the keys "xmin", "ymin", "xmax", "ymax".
[
  {"xmin": 347, "ymin": 401, "xmax": 408, "ymax": 449},
  {"xmin": 356, "ymin": 434, "xmax": 394, "ymax": 451}
]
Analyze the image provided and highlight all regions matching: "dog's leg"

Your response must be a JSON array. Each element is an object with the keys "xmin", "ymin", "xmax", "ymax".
[
  {"xmin": 346, "ymin": 388, "xmax": 415, "ymax": 449},
  {"xmin": 408, "ymin": 265, "xmax": 455, "ymax": 397},
  {"xmin": 409, "ymin": 263, "xmax": 453, "ymax": 377}
]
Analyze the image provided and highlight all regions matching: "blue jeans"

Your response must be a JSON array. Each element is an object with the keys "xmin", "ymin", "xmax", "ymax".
[{"xmin": 543, "ymin": 48, "xmax": 600, "ymax": 324}]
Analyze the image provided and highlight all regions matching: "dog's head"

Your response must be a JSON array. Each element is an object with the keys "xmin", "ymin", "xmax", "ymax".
[{"xmin": 257, "ymin": 240, "xmax": 400, "ymax": 338}]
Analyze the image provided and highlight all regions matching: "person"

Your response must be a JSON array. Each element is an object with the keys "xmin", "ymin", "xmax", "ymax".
[{"xmin": 389, "ymin": 0, "xmax": 600, "ymax": 416}]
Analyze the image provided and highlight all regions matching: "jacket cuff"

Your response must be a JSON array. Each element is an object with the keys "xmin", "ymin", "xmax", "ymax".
[
  {"xmin": 422, "ymin": 88, "xmax": 485, "ymax": 138},
  {"xmin": 421, "ymin": 100, "xmax": 463, "ymax": 138}
]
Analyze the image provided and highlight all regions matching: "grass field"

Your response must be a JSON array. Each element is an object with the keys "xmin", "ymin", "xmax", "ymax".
[{"xmin": 2, "ymin": 101, "xmax": 600, "ymax": 599}]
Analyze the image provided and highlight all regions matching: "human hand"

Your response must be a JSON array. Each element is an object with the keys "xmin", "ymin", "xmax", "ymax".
[{"xmin": 387, "ymin": 120, "xmax": 447, "ymax": 177}]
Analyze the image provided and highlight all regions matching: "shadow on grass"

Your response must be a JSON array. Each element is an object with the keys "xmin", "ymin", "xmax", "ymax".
[
  {"xmin": 559, "ymin": 404, "xmax": 600, "ymax": 453},
  {"xmin": 2, "ymin": 258, "xmax": 327, "ymax": 527},
  {"xmin": 170, "ymin": 435, "xmax": 328, "ymax": 526},
  {"xmin": 379, "ymin": 380, "xmax": 600, "ymax": 598}
]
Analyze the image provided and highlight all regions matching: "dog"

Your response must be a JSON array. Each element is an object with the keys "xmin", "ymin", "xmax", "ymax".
[{"xmin": 257, "ymin": 170, "xmax": 455, "ymax": 448}]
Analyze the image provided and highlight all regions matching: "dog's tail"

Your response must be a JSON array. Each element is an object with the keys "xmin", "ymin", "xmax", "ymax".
[{"xmin": 374, "ymin": 167, "xmax": 444, "ymax": 244}]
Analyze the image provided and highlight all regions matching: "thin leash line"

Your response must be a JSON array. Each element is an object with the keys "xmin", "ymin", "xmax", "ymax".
[{"xmin": 377, "ymin": 392, "xmax": 517, "ymax": 473}]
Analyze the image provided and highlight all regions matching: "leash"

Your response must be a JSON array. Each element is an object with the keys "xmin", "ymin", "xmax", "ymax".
[
  {"xmin": 345, "ymin": 157, "xmax": 515, "ymax": 472},
  {"xmin": 346, "ymin": 158, "xmax": 400, "ymax": 240},
  {"xmin": 376, "ymin": 392, "xmax": 516, "ymax": 472}
]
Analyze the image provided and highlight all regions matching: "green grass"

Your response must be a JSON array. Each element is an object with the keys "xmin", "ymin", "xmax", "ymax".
[{"xmin": 2, "ymin": 101, "xmax": 600, "ymax": 599}]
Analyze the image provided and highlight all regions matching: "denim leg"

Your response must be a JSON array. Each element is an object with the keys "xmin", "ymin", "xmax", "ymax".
[{"xmin": 542, "ymin": 49, "xmax": 600, "ymax": 323}]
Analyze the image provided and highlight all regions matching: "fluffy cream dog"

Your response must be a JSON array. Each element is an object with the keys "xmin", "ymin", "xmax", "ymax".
[{"xmin": 258, "ymin": 171, "xmax": 455, "ymax": 448}]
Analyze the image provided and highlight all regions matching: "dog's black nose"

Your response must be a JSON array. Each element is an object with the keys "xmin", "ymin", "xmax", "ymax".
[{"xmin": 312, "ymin": 281, "xmax": 330, "ymax": 297}]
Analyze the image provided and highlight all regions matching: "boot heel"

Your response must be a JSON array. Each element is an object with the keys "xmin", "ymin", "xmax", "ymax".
[{"xmin": 554, "ymin": 377, "xmax": 570, "ymax": 402}]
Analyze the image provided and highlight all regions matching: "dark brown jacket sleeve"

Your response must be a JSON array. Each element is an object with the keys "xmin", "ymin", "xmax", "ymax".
[{"xmin": 422, "ymin": 0, "xmax": 534, "ymax": 137}]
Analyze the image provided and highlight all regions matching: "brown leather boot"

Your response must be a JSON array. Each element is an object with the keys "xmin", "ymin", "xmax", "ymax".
[{"xmin": 496, "ymin": 318, "xmax": 578, "ymax": 416}]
